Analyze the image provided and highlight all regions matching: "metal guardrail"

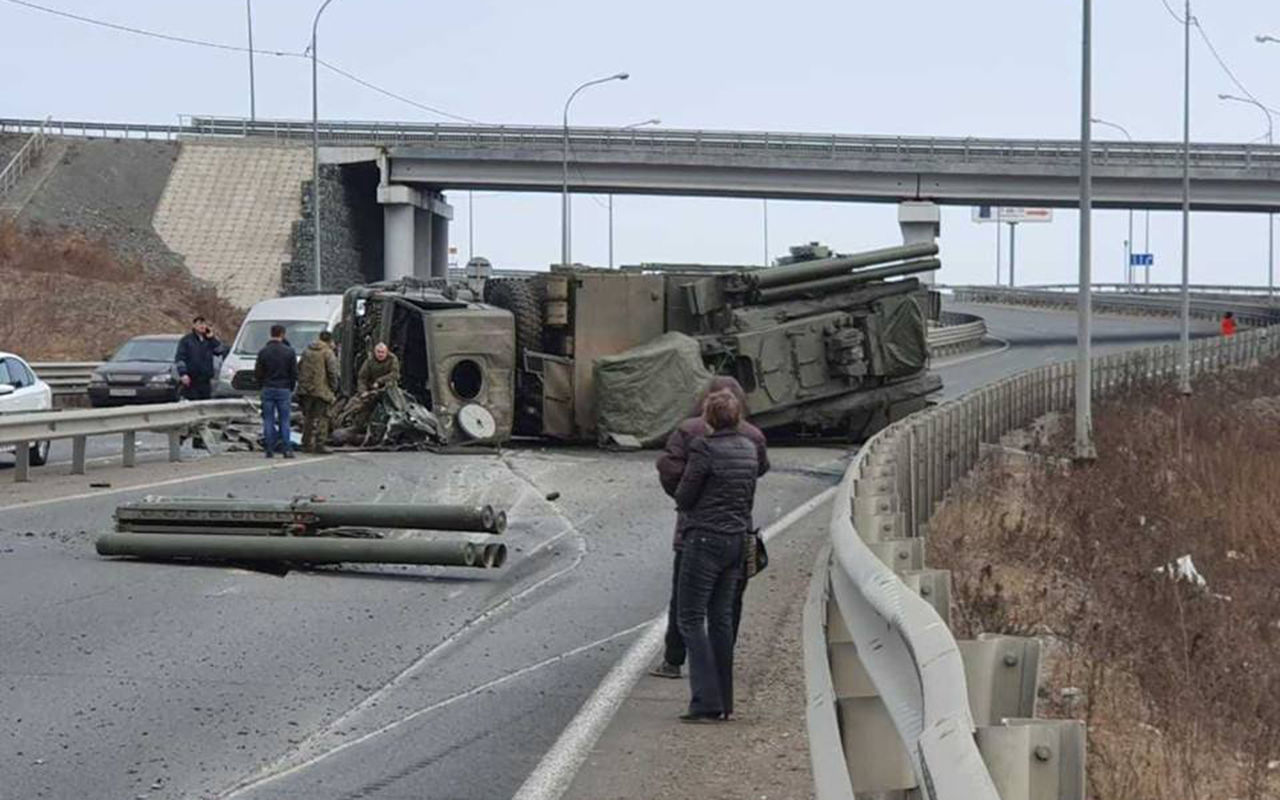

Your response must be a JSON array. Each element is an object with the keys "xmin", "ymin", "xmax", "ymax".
[
  {"xmin": 0, "ymin": 118, "xmax": 49, "ymax": 200},
  {"xmin": 951, "ymin": 285, "xmax": 1280, "ymax": 327},
  {"xmin": 929, "ymin": 312, "xmax": 988, "ymax": 358},
  {"xmin": 809, "ymin": 314, "xmax": 1280, "ymax": 797},
  {"xmin": 2, "ymin": 115, "xmax": 1279, "ymax": 171},
  {"xmin": 31, "ymin": 361, "xmax": 101, "ymax": 396},
  {"xmin": 0, "ymin": 399, "xmax": 254, "ymax": 482}
]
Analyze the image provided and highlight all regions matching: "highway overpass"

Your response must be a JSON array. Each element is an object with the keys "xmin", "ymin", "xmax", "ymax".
[{"xmin": 4, "ymin": 116, "xmax": 1280, "ymax": 212}]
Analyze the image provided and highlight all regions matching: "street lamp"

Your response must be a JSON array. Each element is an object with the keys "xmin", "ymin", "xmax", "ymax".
[
  {"xmin": 1076, "ymin": 0, "xmax": 1096, "ymax": 460},
  {"xmin": 310, "ymin": 0, "xmax": 339, "ymax": 292},
  {"xmin": 1177, "ymin": 0, "xmax": 1191, "ymax": 395},
  {"xmin": 245, "ymin": 0, "xmax": 256, "ymax": 121},
  {"xmin": 1257, "ymin": 34, "xmax": 1280, "ymax": 44},
  {"xmin": 562, "ymin": 72, "xmax": 629, "ymax": 267},
  {"xmin": 1090, "ymin": 117, "xmax": 1141, "ymax": 284},
  {"xmin": 608, "ymin": 117, "xmax": 660, "ymax": 268},
  {"xmin": 1218, "ymin": 93, "xmax": 1274, "ymax": 301}
]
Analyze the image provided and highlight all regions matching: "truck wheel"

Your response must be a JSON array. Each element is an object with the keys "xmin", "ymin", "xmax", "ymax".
[{"xmin": 485, "ymin": 279, "xmax": 545, "ymax": 435}]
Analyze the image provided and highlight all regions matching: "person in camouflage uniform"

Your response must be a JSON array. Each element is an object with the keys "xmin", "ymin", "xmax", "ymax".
[
  {"xmin": 296, "ymin": 330, "xmax": 339, "ymax": 453},
  {"xmin": 357, "ymin": 342, "xmax": 401, "ymax": 393}
]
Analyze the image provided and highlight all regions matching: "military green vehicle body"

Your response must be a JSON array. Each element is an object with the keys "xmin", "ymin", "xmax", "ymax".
[
  {"xmin": 337, "ymin": 241, "xmax": 943, "ymax": 445},
  {"xmin": 337, "ymin": 281, "xmax": 516, "ymax": 444}
]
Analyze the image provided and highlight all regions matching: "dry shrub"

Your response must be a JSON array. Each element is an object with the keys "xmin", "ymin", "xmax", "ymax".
[
  {"xmin": 0, "ymin": 219, "xmax": 243, "ymax": 359},
  {"xmin": 931, "ymin": 361, "xmax": 1280, "ymax": 800}
]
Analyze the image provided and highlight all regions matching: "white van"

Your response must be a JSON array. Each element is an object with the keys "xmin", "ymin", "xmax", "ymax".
[{"xmin": 215, "ymin": 294, "xmax": 344, "ymax": 396}]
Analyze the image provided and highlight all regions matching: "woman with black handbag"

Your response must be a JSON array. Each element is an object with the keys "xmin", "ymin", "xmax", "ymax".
[{"xmin": 673, "ymin": 390, "xmax": 760, "ymax": 723}]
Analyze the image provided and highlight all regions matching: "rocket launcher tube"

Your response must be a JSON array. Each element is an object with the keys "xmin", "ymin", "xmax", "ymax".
[
  {"xmin": 750, "ymin": 242, "xmax": 939, "ymax": 289},
  {"xmin": 754, "ymin": 258, "xmax": 942, "ymax": 303},
  {"xmin": 95, "ymin": 533, "xmax": 500, "ymax": 567},
  {"xmin": 114, "ymin": 498, "xmax": 506, "ymax": 535}
]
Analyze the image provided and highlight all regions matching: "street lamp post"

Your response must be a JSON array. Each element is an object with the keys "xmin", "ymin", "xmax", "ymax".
[
  {"xmin": 1076, "ymin": 0, "xmax": 1096, "ymax": 460},
  {"xmin": 608, "ymin": 118, "xmax": 660, "ymax": 269},
  {"xmin": 1178, "ymin": 0, "xmax": 1192, "ymax": 395},
  {"xmin": 1090, "ymin": 117, "xmax": 1138, "ymax": 284},
  {"xmin": 562, "ymin": 73, "xmax": 629, "ymax": 267},
  {"xmin": 245, "ymin": 0, "xmax": 256, "ymax": 121},
  {"xmin": 1219, "ymin": 94, "xmax": 1274, "ymax": 301},
  {"xmin": 310, "ymin": 0, "xmax": 338, "ymax": 292}
]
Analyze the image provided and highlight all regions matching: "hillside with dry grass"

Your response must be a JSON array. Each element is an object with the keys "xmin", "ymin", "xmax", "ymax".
[
  {"xmin": 930, "ymin": 363, "xmax": 1280, "ymax": 800},
  {"xmin": 0, "ymin": 220, "xmax": 243, "ymax": 360}
]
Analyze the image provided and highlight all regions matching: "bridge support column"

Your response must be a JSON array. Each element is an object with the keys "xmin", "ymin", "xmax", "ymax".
[
  {"xmin": 899, "ymin": 201, "xmax": 941, "ymax": 285},
  {"xmin": 378, "ymin": 183, "xmax": 454, "ymax": 281}
]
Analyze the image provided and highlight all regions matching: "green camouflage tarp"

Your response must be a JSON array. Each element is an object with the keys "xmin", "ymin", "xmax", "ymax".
[{"xmin": 594, "ymin": 332, "xmax": 714, "ymax": 447}]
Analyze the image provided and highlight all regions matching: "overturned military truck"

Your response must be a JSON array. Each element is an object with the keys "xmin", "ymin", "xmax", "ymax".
[{"xmin": 336, "ymin": 241, "xmax": 943, "ymax": 447}]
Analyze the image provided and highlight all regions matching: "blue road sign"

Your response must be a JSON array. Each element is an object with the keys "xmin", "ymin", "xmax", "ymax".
[{"xmin": 1130, "ymin": 253, "xmax": 1154, "ymax": 267}]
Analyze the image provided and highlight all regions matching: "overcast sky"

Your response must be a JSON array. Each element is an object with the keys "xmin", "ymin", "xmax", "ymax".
[{"xmin": 2, "ymin": 0, "xmax": 1277, "ymax": 285}]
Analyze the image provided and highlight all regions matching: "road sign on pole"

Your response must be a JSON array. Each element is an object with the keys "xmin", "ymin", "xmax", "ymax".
[
  {"xmin": 972, "ymin": 206, "xmax": 1054, "ymax": 224},
  {"xmin": 1129, "ymin": 253, "xmax": 1154, "ymax": 267}
]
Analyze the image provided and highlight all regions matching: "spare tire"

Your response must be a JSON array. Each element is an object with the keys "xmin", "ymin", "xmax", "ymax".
[{"xmin": 485, "ymin": 278, "xmax": 545, "ymax": 435}]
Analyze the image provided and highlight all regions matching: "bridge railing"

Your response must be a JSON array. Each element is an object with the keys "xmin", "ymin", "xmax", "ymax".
[
  {"xmin": 950, "ymin": 285, "xmax": 1280, "ymax": 327},
  {"xmin": 3, "ymin": 115, "xmax": 1279, "ymax": 170},
  {"xmin": 807, "ymin": 310, "xmax": 1279, "ymax": 797}
]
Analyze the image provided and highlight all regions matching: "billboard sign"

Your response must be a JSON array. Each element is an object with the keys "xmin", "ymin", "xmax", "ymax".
[{"xmin": 973, "ymin": 206, "xmax": 1054, "ymax": 223}]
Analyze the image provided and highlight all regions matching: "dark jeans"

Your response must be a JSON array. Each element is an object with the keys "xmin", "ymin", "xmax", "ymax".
[
  {"xmin": 261, "ymin": 388, "xmax": 293, "ymax": 454},
  {"xmin": 664, "ymin": 550, "xmax": 747, "ymax": 667},
  {"xmin": 676, "ymin": 532, "xmax": 744, "ymax": 716}
]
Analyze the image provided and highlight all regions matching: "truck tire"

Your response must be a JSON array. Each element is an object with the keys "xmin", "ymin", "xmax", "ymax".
[
  {"xmin": 484, "ymin": 279, "xmax": 545, "ymax": 435},
  {"xmin": 485, "ymin": 279, "xmax": 544, "ymax": 359},
  {"xmin": 29, "ymin": 440, "xmax": 50, "ymax": 466}
]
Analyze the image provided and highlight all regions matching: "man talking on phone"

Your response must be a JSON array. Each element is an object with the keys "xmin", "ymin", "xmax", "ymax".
[{"xmin": 174, "ymin": 315, "xmax": 228, "ymax": 400}]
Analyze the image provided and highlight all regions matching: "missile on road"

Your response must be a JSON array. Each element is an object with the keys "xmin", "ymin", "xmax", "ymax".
[
  {"xmin": 115, "ymin": 497, "xmax": 506, "ymax": 535},
  {"xmin": 96, "ymin": 533, "xmax": 503, "ymax": 567}
]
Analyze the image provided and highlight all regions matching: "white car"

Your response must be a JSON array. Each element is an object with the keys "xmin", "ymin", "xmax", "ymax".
[{"xmin": 0, "ymin": 351, "xmax": 53, "ymax": 466}]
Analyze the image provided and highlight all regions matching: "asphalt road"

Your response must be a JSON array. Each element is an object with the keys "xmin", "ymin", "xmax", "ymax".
[
  {"xmin": 0, "ymin": 445, "xmax": 846, "ymax": 800},
  {"xmin": 0, "ymin": 301, "xmax": 1218, "ymax": 800}
]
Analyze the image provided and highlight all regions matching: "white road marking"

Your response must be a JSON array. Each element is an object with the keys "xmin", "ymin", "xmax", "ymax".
[
  {"xmin": 510, "ymin": 483, "xmax": 839, "ymax": 800},
  {"xmin": 220, "ymin": 619, "xmax": 651, "ymax": 799},
  {"xmin": 0, "ymin": 456, "xmax": 338, "ymax": 513}
]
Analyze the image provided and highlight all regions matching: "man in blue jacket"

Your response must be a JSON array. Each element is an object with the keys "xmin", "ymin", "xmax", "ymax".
[
  {"xmin": 255, "ymin": 324, "xmax": 298, "ymax": 458},
  {"xmin": 174, "ymin": 316, "xmax": 228, "ymax": 400}
]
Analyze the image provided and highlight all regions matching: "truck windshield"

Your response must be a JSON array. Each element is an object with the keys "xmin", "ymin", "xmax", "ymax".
[
  {"xmin": 111, "ymin": 339, "xmax": 178, "ymax": 362},
  {"xmin": 234, "ymin": 321, "xmax": 328, "ymax": 355}
]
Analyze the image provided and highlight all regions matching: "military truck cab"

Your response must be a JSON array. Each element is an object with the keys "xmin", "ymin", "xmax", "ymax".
[{"xmin": 337, "ymin": 280, "xmax": 515, "ymax": 444}]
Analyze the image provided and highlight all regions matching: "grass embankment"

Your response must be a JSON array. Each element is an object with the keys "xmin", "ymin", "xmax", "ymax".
[
  {"xmin": 0, "ymin": 220, "xmax": 242, "ymax": 360},
  {"xmin": 930, "ymin": 361, "xmax": 1280, "ymax": 800}
]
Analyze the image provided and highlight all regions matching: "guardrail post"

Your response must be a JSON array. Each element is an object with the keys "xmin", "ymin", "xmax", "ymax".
[
  {"xmin": 71, "ymin": 436, "xmax": 87, "ymax": 475},
  {"xmin": 14, "ymin": 441, "xmax": 31, "ymax": 482},
  {"xmin": 167, "ymin": 430, "xmax": 182, "ymax": 462},
  {"xmin": 900, "ymin": 568, "xmax": 951, "ymax": 627},
  {"xmin": 959, "ymin": 634, "xmax": 1041, "ymax": 725},
  {"xmin": 976, "ymin": 719, "xmax": 1086, "ymax": 800},
  {"xmin": 825, "ymin": 583, "xmax": 917, "ymax": 793},
  {"xmin": 122, "ymin": 431, "xmax": 137, "ymax": 468}
]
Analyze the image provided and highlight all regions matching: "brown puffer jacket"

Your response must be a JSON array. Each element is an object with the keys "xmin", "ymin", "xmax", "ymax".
[
  {"xmin": 656, "ymin": 376, "xmax": 769, "ymax": 549},
  {"xmin": 674, "ymin": 430, "xmax": 760, "ymax": 538},
  {"xmin": 297, "ymin": 340, "xmax": 338, "ymax": 403}
]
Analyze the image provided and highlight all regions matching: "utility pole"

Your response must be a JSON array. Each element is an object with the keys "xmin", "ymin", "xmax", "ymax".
[
  {"xmin": 246, "ymin": 0, "xmax": 256, "ymax": 121},
  {"xmin": 1178, "ymin": 0, "xmax": 1192, "ymax": 395},
  {"xmin": 762, "ymin": 199, "xmax": 770, "ymax": 266},
  {"xmin": 1008, "ymin": 221, "xmax": 1018, "ymax": 286},
  {"xmin": 1076, "ymin": 0, "xmax": 1096, "ymax": 460}
]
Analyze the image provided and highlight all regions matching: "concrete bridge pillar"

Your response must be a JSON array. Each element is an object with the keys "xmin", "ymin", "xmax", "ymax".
[
  {"xmin": 377, "ymin": 182, "xmax": 453, "ymax": 281},
  {"xmin": 898, "ymin": 201, "xmax": 941, "ymax": 285}
]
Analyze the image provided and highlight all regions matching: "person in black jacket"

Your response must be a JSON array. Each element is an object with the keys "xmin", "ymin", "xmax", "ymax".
[
  {"xmin": 673, "ymin": 390, "xmax": 759, "ymax": 723},
  {"xmin": 651, "ymin": 377, "xmax": 769, "ymax": 680},
  {"xmin": 174, "ymin": 316, "xmax": 228, "ymax": 400},
  {"xmin": 255, "ymin": 324, "xmax": 298, "ymax": 458}
]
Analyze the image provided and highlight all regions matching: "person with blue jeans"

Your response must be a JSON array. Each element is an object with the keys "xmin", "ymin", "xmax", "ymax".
[
  {"xmin": 673, "ymin": 390, "xmax": 759, "ymax": 723},
  {"xmin": 254, "ymin": 324, "xmax": 298, "ymax": 459}
]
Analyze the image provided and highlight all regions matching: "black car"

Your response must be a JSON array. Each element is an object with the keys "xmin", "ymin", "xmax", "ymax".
[{"xmin": 88, "ymin": 334, "xmax": 183, "ymax": 407}]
